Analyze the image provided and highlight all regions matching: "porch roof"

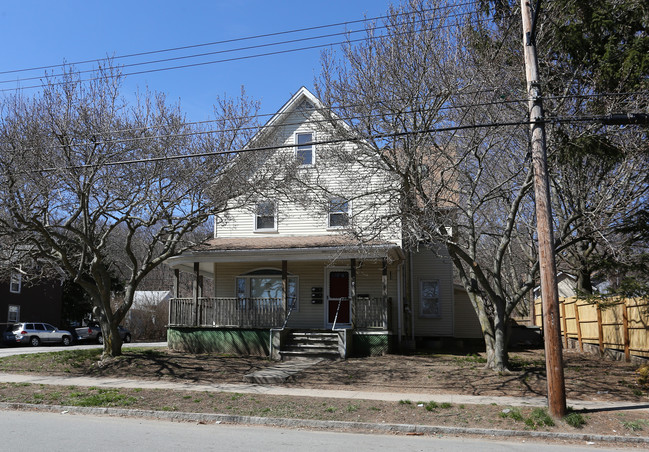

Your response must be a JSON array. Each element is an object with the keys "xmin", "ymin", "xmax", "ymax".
[{"xmin": 167, "ymin": 235, "xmax": 404, "ymax": 269}]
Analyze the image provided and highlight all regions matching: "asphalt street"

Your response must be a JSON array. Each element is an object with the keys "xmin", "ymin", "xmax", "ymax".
[{"xmin": 0, "ymin": 409, "xmax": 630, "ymax": 452}]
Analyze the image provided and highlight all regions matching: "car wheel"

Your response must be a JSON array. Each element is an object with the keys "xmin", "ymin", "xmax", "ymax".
[
  {"xmin": 124, "ymin": 334, "xmax": 131, "ymax": 343},
  {"xmin": 97, "ymin": 334, "xmax": 103, "ymax": 345},
  {"xmin": 30, "ymin": 336, "xmax": 41, "ymax": 347},
  {"xmin": 62, "ymin": 336, "xmax": 72, "ymax": 346}
]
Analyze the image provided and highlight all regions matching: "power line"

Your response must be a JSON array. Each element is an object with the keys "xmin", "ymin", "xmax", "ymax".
[
  {"xmin": 0, "ymin": 1, "xmax": 477, "ymax": 77},
  {"xmin": 3, "ymin": 94, "xmax": 531, "ymax": 153},
  {"xmin": 3, "ymin": 88, "xmax": 642, "ymax": 148},
  {"xmin": 33, "ymin": 118, "xmax": 536, "ymax": 172},
  {"xmin": 29, "ymin": 113, "xmax": 639, "ymax": 173},
  {"xmin": 1, "ymin": 8, "xmax": 502, "ymax": 92}
]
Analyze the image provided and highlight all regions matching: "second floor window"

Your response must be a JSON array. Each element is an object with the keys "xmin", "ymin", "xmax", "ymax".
[
  {"xmin": 255, "ymin": 200, "xmax": 276, "ymax": 231},
  {"xmin": 296, "ymin": 132, "xmax": 314, "ymax": 166},
  {"xmin": 9, "ymin": 272, "xmax": 22, "ymax": 294},
  {"xmin": 328, "ymin": 198, "xmax": 349, "ymax": 228}
]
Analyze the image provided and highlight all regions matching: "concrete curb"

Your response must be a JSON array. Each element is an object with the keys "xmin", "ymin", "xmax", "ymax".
[{"xmin": 2, "ymin": 402, "xmax": 648, "ymax": 445}]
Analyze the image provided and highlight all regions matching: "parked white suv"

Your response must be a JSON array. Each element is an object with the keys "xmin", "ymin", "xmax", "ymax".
[{"xmin": 4, "ymin": 322, "xmax": 73, "ymax": 347}]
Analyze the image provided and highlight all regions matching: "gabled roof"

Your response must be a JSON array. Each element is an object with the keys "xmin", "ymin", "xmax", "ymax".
[{"xmin": 245, "ymin": 86, "xmax": 323, "ymax": 150}]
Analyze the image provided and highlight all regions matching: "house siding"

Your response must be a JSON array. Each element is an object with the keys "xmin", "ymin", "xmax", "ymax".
[
  {"xmin": 212, "ymin": 259, "xmax": 399, "ymax": 330},
  {"xmin": 453, "ymin": 287, "xmax": 483, "ymax": 339},
  {"xmin": 410, "ymin": 247, "xmax": 454, "ymax": 337},
  {"xmin": 215, "ymin": 107, "xmax": 401, "ymax": 245},
  {"xmin": 0, "ymin": 279, "xmax": 63, "ymax": 326}
]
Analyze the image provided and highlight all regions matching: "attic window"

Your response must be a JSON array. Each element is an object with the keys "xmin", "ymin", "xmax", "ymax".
[
  {"xmin": 296, "ymin": 132, "xmax": 314, "ymax": 166},
  {"xmin": 255, "ymin": 200, "xmax": 276, "ymax": 231}
]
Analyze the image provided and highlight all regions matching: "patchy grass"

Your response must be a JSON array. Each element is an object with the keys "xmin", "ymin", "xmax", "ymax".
[
  {"xmin": 0, "ymin": 382, "xmax": 644, "ymax": 439},
  {"xmin": 0, "ymin": 347, "xmax": 647, "ymax": 440}
]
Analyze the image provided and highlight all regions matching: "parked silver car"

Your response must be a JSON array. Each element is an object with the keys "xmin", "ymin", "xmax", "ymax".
[
  {"xmin": 75, "ymin": 321, "xmax": 131, "ymax": 344},
  {"xmin": 4, "ymin": 322, "xmax": 73, "ymax": 347}
]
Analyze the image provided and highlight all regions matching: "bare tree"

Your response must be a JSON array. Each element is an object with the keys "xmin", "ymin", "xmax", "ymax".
[
  {"xmin": 315, "ymin": 0, "xmax": 648, "ymax": 372},
  {"xmin": 312, "ymin": 0, "xmax": 546, "ymax": 371},
  {"xmin": 0, "ymin": 63, "xmax": 260, "ymax": 358}
]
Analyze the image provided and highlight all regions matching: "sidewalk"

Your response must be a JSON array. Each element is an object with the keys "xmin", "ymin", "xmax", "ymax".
[{"xmin": 1, "ymin": 371, "xmax": 648, "ymax": 413}]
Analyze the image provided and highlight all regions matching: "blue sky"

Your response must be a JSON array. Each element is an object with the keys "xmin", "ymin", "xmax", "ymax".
[{"xmin": 1, "ymin": 0, "xmax": 394, "ymax": 121}]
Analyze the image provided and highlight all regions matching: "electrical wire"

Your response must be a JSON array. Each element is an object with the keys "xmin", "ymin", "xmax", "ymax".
[
  {"xmin": 27, "ymin": 113, "xmax": 638, "ymax": 173},
  {"xmin": 0, "ymin": 1, "xmax": 478, "ymax": 77},
  {"xmin": 2, "ymin": 88, "xmax": 641, "ymax": 147},
  {"xmin": 0, "ymin": 9, "xmax": 506, "ymax": 92}
]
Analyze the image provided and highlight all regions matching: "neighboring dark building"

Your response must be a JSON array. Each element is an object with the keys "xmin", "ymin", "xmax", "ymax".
[{"xmin": 0, "ymin": 271, "xmax": 64, "ymax": 326}]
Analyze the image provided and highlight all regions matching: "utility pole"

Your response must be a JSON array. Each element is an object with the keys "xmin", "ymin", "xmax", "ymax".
[{"xmin": 520, "ymin": 0, "xmax": 566, "ymax": 417}]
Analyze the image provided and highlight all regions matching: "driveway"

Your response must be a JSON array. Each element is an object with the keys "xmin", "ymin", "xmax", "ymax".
[{"xmin": 0, "ymin": 342, "xmax": 167, "ymax": 357}]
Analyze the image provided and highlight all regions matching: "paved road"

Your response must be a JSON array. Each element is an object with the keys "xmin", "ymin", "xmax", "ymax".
[
  {"xmin": 0, "ymin": 341, "xmax": 166, "ymax": 357},
  {"xmin": 0, "ymin": 409, "xmax": 626, "ymax": 452}
]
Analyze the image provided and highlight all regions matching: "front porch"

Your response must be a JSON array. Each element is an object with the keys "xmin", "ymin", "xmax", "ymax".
[
  {"xmin": 165, "ymin": 235, "xmax": 403, "ymax": 359},
  {"xmin": 167, "ymin": 296, "xmax": 393, "ymax": 359}
]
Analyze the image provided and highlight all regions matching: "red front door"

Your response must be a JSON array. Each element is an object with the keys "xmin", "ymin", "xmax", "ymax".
[{"xmin": 328, "ymin": 271, "xmax": 350, "ymax": 324}]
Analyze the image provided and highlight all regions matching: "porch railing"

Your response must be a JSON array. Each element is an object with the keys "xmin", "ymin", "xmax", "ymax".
[
  {"xmin": 169, "ymin": 296, "xmax": 390, "ymax": 330},
  {"xmin": 169, "ymin": 297, "xmax": 285, "ymax": 328},
  {"xmin": 355, "ymin": 297, "xmax": 390, "ymax": 329}
]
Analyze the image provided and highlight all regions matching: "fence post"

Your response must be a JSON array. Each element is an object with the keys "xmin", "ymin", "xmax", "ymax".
[
  {"xmin": 574, "ymin": 300, "xmax": 583, "ymax": 352},
  {"xmin": 597, "ymin": 304, "xmax": 604, "ymax": 356},
  {"xmin": 622, "ymin": 300, "xmax": 631, "ymax": 362},
  {"xmin": 561, "ymin": 299, "xmax": 568, "ymax": 348}
]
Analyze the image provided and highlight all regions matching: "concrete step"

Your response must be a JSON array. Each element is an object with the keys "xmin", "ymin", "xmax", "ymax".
[
  {"xmin": 243, "ymin": 358, "xmax": 322, "ymax": 384},
  {"xmin": 279, "ymin": 349, "xmax": 340, "ymax": 360}
]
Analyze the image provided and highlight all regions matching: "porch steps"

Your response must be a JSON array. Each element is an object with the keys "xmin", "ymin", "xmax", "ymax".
[{"xmin": 279, "ymin": 331, "xmax": 340, "ymax": 360}]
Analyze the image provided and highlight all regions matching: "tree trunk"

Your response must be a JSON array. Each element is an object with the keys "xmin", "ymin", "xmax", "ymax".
[
  {"xmin": 474, "ymin": 296, "xmax": 510, "ymax": 372},
  {"xmin": 100, "ymin": 319, "xmax": 123, "ymax": 359},
  {"xmin": 576, "ymin": 266, "xmax": 593, "ymax": 295},
  {"xmin": 95, "ymin": 296, "xmax": 123, "ymax": 359}
]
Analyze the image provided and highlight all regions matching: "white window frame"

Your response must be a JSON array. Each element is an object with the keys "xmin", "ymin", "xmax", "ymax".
[
  {"xmin": 295, "ymin": 131, "xmax": 315, "ymax": 166},
  {"xmin": 9, "ymin": 272, "xmax": 22, "ymax": 294},
  {"xmin": 419, "ymin": 279, "xmax": 441, "ymax": 318},
  {"xmin": 327, "ymin": 197, "xmax": 350, "ymax": 229},
  {"xmin": 236, "ymin": 270, "xmax": 299, "ymax": 311},
  {"xmin": 8, "ymin": 305, "xmax": 20, "ymax": 322},
  {"xmin": 254, "ymin": 200, "xmax": 277, "ymax": 232}
]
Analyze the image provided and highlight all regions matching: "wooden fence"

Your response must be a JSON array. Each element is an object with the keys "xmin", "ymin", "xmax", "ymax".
[{"xmin": 533, "ymin": 296, "xmax": 649, "ymax": 360}]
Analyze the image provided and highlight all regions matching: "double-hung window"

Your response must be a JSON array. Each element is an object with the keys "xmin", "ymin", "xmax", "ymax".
[
  {"xmin": 9, "ymin": 272, "xmax": 21, "ymax": 294},
  {"xmin": 255, "ymin": 200, "xmax": 276, "ymax": 231},
  {"xmin": 328, "ymin": 198, "xmax": 349, "ymax": 228},
  {"xmin": 7, "ymin": 305, "xmax": 19, "ymax": 322},
  {"xmin": 419, "ymin": 280, "xmax": 441, "ymax": 318},
  {"xmin": 296, "ymin": 132, "xmax": 314, "ymax": 166}
]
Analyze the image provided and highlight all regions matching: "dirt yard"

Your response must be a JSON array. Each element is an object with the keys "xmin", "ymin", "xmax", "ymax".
[{"xmin": 0, "ymin": 346, "xmax": 648, "ymax": 445}]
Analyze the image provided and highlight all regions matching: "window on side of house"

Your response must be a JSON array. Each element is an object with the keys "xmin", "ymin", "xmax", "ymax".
[
  {"xmin": 328, "ymin": 197, "xmax": 350, "ymax": 228},
  {"xmin": 296, "ymin": 132, "xmax": 314, "ymax": 166},
  {"xmin": 255, "ymin": 200, "xmax": 276, "ymax": 231},
  {"xmin": 7, "ymin": 305, "xmax": 19, "ymax": 322},
  {"xmin": 236, "ymin": 269, "xmax": 298, "ymax": 311},
  {"xmin": 419, "ymin": 280, "xmax": 441, "ymax": 318},
  {"xmin": 9, "ymin": 272, "xmax": 21, "ymax": 294}
]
